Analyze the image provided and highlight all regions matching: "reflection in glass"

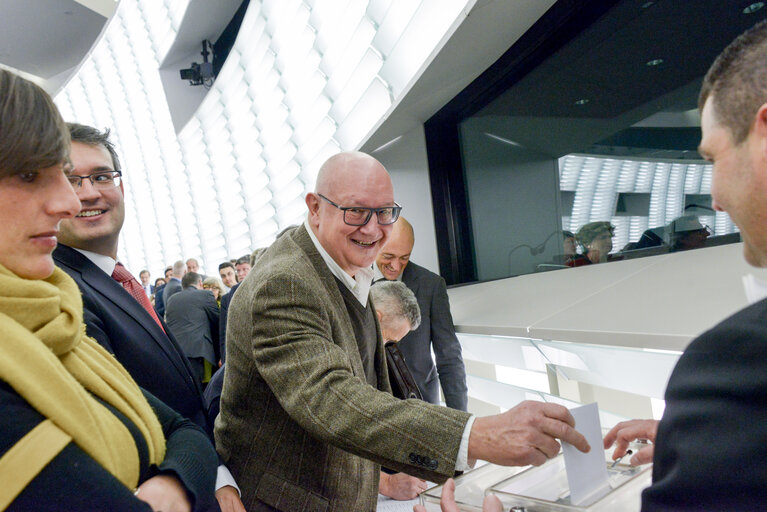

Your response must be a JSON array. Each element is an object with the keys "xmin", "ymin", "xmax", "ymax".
[{"xmin": 456, "ymin": 1, "xmax": 759, "ymax": 281}]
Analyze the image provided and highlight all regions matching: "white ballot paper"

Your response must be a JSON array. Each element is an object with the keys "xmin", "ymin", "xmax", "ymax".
[{"xmin": 562, "ymin": 403, "xmax": 611, "ymax": 505}]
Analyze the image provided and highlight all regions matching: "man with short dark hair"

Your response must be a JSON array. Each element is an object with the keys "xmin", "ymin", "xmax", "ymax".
[
  {"xmin": 604, "ymin": 20, "xmax": 767, "ymax": 509},
  {"xmin": 218, "ymin": 261, "xmax": 237, "ymax": 290},
  {"xmin": 166, "ymin": 272, "xmax": 220, "ymax": 388},
  {"xmin": 375, "ymin": 217, "xmax": 468, "ymax": 411},
  {"xmin": 234, "ymin": 255, "xmax": 251, "ymax": 282},
  {"xmin": 54, "ymin": 123, "xmax": 244, "ymax": 511},
  {"xmin": 216, "ymin": 151, "xmax": 588, "ymax": 510},
  {"xmin": 138, "ymin": 269, "xmax": 152, "ymax": 296}
]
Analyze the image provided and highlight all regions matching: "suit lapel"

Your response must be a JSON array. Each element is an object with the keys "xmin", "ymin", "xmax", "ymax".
[{"xmin": 54, "ymin": 245, "xmax": 199, "ymax": 395}]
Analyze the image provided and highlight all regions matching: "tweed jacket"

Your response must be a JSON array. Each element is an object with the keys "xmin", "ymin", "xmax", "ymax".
[
  {"xmin": 399, "ymin": 262, "xmax": 468, "ymax": 411},
  {"xmin": 215, "ymin": 225, "xmax": 470, "ymax": 512}
]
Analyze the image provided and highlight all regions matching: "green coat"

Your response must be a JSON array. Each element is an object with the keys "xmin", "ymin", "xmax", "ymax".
[{"xmin": 215, "ymin": 224, "xmax": 470, "ymax": 511}]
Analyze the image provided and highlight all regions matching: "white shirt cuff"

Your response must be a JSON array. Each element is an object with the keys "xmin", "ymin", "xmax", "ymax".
[
  {"xmin": 216, "ymin": 464, "xmax": 240, "ymax": 495},
  {"xmin": 454, "ymin": 415, "xmax": 476, "ymax": 471}
]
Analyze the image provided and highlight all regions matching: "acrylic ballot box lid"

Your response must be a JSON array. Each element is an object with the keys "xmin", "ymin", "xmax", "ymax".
[{"xmin": 420, "ymin": 441, "xmax": 651, "ymax": 512}]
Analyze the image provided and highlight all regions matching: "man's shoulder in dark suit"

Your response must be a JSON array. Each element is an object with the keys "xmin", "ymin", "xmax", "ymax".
[
  {"xmin": 644, "ymin": 297, "xmax": 767, "ymax": 509},
  {"xmin": 402, "ymin": 261, "xmax": 440, "ymax": 285},
  {"xmin": 399, "ymin": 261, "xmax": 468, "ymax": 411},
  {"xmin": 163, "ymin": 278, "xmax": 182, "ymax": 304},
  {"xmin": 52, "ymin": 244, "xmax": 210, "ymax": 433}
]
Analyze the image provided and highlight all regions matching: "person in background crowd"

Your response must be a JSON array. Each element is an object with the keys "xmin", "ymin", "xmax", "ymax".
[
  {"xmin": 203, "ymin": 276, "xmax": 226, "ymax": 307},
  {"xmin": 233, "ymin": 255, "xmax": 251, "ymax": 283},
  {"xmin": 568, "ymin": 221, "xmax": 615, "ymax": 266},
  {"xmin": 163, "ymin": 260, "xmax": 186, "ymax": 309},
  {"xmin": 153, "ymin": 266, "xmax": 173, "ymax": 317},
  {"xmin": 166, "ymin": 272, "xmax": 220, "ymax": 388},
  {"xmin": 218, "ymin": 261, "xmax": 237, "ymax": 291},
  {"xmin": 139, "ymin": 269, "xmax": 152, "ymax": 296}
]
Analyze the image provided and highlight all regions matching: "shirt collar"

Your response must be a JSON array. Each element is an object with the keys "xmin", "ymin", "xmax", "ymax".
[
  {"xmin": 72, "ymin": 247, "xmax": 117, "ymax": 276},
  {"xmin": 303, "ymin": 218, "xmax": 373, "ymax": 306}
]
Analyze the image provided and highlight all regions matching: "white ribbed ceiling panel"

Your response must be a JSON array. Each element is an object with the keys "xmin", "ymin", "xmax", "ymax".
[{"xmin": 55, "ymin": 0, "xmax": 471, "ymax": 277}]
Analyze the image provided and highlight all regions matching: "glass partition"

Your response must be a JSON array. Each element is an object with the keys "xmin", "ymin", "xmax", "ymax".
[{"xmin": 428, "ymin": 0, "xmax": 766, "ymax": 284}]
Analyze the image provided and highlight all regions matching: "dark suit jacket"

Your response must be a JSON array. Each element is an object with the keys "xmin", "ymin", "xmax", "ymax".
[
  {"xmin": 163, "ymin": 278, "xmax": 183, "ymax": 308},
  {"xmin": 154, "ymin": 283, "xmax": 167, "ymax": 317},
  {"xmin": 166, "ymin": 288, "xmax": 220, "ymax": 365},
  {"xmin": 215, "ymin": 225, "xmax": 469, "ymax": 512},
  {"xmin": 642, "ymin": 297, "xmax": 767, "ymax": 510},
  {"xmin": 218, "ymin": 282, "xmax": 240, "ymax": 364},
  {"xmin": 398, "ymin": 262, "xmax": 468, "ymax": 411},
  {"xmin": 53, "ymin": 244, "xmax": 210, "ymax": 434}
]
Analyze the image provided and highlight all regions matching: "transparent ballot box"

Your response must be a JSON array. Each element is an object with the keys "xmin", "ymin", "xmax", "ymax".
[{"xmin": 420, "ymin": 442, "xmax": 651, "ymax": 512}]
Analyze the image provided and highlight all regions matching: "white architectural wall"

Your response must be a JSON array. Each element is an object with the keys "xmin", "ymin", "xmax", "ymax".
[{"xmin": 54, "ymin": 0, "xmax": 471, "ymax": 276}]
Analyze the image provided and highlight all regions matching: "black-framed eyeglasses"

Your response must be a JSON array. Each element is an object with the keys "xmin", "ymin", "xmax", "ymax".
[
  {"xmin": 317, "ymin": 193, "xmax": 402, "ymax": 226},
  {"xmin": 67, "ymin": 171, "xmax": 122, "ymax": 189}
]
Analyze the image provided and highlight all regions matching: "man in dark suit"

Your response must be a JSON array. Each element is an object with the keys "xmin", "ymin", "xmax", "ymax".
[
  {"xmin": 375, "ymin": 217, "xmax": 468, "ymax": 411},
  {"xmin": 603, "ymin": 20, "xmax": 767, "ymax": 510},
  {"xmin": 215, "ymin": 151, "xmax": 588, "ymax": 511},
  {"xmin": 55, "ymin": 123, "xmax": 243, "ymax": 511},
  {"xmin": 166, "ymin": 272, "xmax": 220, "ymax": 386},
  {"xmin": 163, "ymin": 260, "xmax": 185, "ymax": 309},
  {"xmin": 139, "ymin": 269, "xmax": 153, "ymax": 296},
  {"xmin": 153, "ymin": 266, "xmax": 172, "ymax": 317}
]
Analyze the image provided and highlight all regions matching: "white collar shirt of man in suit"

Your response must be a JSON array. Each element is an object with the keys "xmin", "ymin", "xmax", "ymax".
[
  {"xmin": 303, "ymin": 217, "xmax": 374, "ymax": 306},
  {"xmin": 73, "ymin": 247, "xmax": 117, "ymax": 275}
]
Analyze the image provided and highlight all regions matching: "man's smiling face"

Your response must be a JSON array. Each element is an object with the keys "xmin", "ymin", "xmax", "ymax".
[
  {"xmin": 58, "ymin": 141, "xmax": 125, "ymax": 258},
  {"xmin": 308, "ymin": 153, "xmax": 395, "ymax": 276}
]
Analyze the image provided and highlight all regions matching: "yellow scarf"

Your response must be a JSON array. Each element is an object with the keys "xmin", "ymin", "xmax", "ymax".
[{"xmin": 0, "ymin": 264, "xmax": 165, "ymax": 489}]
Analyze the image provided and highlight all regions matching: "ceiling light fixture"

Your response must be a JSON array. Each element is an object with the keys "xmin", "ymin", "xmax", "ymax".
[
  {"xmin": 574, "ymin": 98, "xmax": 589, "ymax": 105},
  {"xmin": 646, "ymin": 58, "xmax": 664, "ymax": 66},
  {"xmin": 743, "ymin": 2, "xmax": 765, "ymax": 14}
]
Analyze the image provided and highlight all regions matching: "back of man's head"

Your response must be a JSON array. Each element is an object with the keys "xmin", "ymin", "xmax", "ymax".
[
  {"xmin": 699, "ymin": 19, "xmax": 767, "ymax": 143},
  {"xmin": 67, "ymin": 122, "xmax": 121, "ymax": 173},
  {"xmin": 172, "ymin": 260, "xmax": 186, "ymax": 278},
  {"xmin": 370, "ymin": 281, "xmax": 421, "ymax": 339},
  {"xmin": 182, "ymin": 272, "xmax": 202, "ymax": 289}
]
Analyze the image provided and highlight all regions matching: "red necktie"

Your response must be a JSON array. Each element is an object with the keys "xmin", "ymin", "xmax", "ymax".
[{"xmin": 112, "ymin": 262, "xmax": 165, "ymax": 331}]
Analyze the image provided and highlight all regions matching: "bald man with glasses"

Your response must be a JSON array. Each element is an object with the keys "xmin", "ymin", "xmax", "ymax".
[{"xmin": 216, "ymin": 151, "xmax": 589, "ymax": 511}]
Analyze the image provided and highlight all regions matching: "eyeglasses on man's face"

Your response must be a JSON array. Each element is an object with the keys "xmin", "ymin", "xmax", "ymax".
[
  {"xmin": 317, "ymin": 193, "xmax": 402, "ymax": 226},
  {"xmin": 67, "ymin": 170, "xmax": 122, "ymax": 189}
]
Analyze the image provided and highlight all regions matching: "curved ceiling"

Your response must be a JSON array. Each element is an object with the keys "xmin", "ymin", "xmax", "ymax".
[{"xmin": 0, "ymin": 0, "xmax": 115, "ymax": 93}]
